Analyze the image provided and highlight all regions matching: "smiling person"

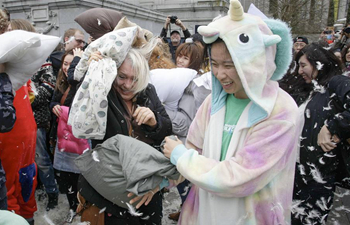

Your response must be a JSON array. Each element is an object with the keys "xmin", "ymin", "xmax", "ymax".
[
  {"xmin": 291, "ymin": 43, "xmax": 350, "ymax": 225},
  {"xmin": 69, "ymin": 28, "xmax": 173, "ymax": 224},
  {"xmin": 50, "ymin": 49, "xmax": 88, "ymax": 223},
  {"xmin": 50, "ymin": 28, "xmax": 85, "ymax": 77},
  {"xmin": 159, "ymin": 0, "xmax": 300, "ymax": 224}
]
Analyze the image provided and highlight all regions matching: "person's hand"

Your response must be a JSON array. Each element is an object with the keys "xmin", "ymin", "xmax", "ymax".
[
  {"xmin": 133, "ymin": 106, "xmax": 157, "ymax": 127},
  {"xmin": 0, "ymin": 63, "xmax": 6, "ymax": 73},
  {"xmin": 163, "ymin": 136, "xmax": 183, "ymax": 158},
  {"xmin": 73, "ymin": 48, "xmax": 83, "ymax": 58},
  {"xmin": 317, "ymin": 125, "xmax": 338, "ymax": 152},
  {"xmin": 175, "ymin": 19, "xmax": 186, "ymax": 30},
  {"xmin": 127, "ymin": 186, "xmax": 160, "ymax": 209},
  {"xmin": 52, "ymin": 104, "xmax": 62, "ymax": 118},
  {"xmin": 164, "ymin": 16, "xmax": 171, "ymax": 28},
  {"xmin": 88, "ymin": 51, "xmax": 103, "ymax": 65}
]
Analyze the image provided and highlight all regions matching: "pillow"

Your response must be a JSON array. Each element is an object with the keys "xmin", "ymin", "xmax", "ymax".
[
  {"xmin": 149, "ymin": 68, "xmax": 197, "ymax": 111},
  {"xmin": 114, "ymin": 16, "xmax": 153, "ymax": 41},
  {"xmin": 75, "ymin": 8, "xmax": 123, "ymax": 40},
  {"xmin": 0, "ymin": 30, "xmax": 60, "ymax": 91}
]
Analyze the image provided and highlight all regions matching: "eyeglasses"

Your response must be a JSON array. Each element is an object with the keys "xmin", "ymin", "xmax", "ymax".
[
  {"xmin": 74, "ymin": 36, "xmax": 86, "ymax": 45},
  {"xmin": 66, "ymin": 36, "xmax": 86, "ymax": 45}
]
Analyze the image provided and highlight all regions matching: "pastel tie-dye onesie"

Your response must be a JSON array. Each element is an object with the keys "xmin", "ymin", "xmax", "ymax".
[{"xmin": 169, "ymin": 1, "xmax": 300, "ymax": 224}]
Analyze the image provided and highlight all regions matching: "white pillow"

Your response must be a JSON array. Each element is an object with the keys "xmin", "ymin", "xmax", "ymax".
[
  {"xmin": 0, "ymin": 30, "xmax": 61, "ymax": 91},
  {"xmin": 149, "ymin": 68, "xmax": 197, "ymax": 111}
]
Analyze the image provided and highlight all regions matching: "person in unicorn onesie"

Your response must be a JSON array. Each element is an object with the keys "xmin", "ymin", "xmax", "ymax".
[{"xmin": 162, "ymin": 0, "xmax": 300, "ymax": 224}]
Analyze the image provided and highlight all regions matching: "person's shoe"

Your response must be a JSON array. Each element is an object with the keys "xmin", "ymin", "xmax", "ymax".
[
  {"xmin": 46, "ymin": 193, "xmax": 58, "ymax": 211},
  {"xmin": 168, "ymin": 211, "xmax": 180, "ymax": 221},
  {"xmin": 65, "ymin": 209, "xmax": 77, "ymax": 223}
]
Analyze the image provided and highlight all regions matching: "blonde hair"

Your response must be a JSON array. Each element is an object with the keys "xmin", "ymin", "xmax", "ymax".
[
  {"xmin": 0, "ymin": 9, "xmax": 9, "ymax": 34},
  {"xmin": 125, "ymin": 48, "xmax": 150, "ymax": 94},
  {"xmin": 10, "ymin": 19, "xmax": 36, "ymax": 32},
  {"xmin": 149, "ymin": 41, "xmax": 176, "ymax": 70}
]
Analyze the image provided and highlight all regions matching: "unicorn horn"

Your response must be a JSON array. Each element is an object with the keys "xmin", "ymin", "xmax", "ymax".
[{"xmin": 229, "ymin": 0, "xmax": 244, "ymax": 21}]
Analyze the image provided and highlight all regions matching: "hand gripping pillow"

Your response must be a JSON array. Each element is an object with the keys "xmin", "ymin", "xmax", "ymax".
[
  {"xmin": 68, "ymin": 27, "xmax": 137, "ymax": 140},
  {"xmin": 75, "ymin": 134, "xmax": 180, "ymax": 209},
  {"xmin": 0, "ymin": 30, "xmax": 60, "ymax": 91},
  {"xmin": 149, "ymin": 68, "xmax": 197, "ymax": 111}
]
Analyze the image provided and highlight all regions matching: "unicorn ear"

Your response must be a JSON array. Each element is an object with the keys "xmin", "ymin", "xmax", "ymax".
[
  {"xmin": 263, "ymin": 34, "xmax": 281, "ymax": 47},
  {"xmin": 198, "ymin": 26, "xmax": 220, "ymax": 44},
  {"xmin": 264, "ymin": 18, "xmax": 293, "ymax": 81}
]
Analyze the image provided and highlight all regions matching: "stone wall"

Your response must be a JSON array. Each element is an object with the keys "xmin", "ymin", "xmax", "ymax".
[{"xmin": 1, "ymin": 0, "xmax": 228, "ymax": 41}]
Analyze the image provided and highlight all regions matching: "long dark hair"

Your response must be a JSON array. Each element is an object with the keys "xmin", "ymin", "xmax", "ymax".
[
  {"xmin": 295, "ymin": 43, "xmax": 343, "ymax": 87},
  {"xmin": 55, "ymin": 50, "xmax": 74, "ymax": 94}
]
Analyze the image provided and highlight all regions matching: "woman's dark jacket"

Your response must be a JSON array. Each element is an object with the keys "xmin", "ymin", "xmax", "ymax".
[
  {"xmin": 78, "ymin": 78, "xmax": 172, "ymax": 217},
  {"xmin": 296, "ymin": 75, "xmax": 350, "ymax": 184}
]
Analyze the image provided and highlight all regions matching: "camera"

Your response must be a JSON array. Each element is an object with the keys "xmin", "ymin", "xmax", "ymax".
[
  {"xmin": 170, "ymin": 16, "xmax": 178, "ymax": 24},
  {"xmin": 323, "ymin": 30, "xmax": 331, "ymax": 34}
]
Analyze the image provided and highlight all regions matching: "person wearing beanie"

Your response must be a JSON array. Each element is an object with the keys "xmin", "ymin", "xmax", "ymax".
[
  {"xmin": 293, "ymin": 36, "xmax": 309, "ymax": 54},
  {"xmin": 160, "ymin": 16, "xmax": 191, "ymax": 62}
]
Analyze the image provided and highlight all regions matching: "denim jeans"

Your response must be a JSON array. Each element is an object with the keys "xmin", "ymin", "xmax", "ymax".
[{"xmin": 35, "ymin": 128, "xmax": 58, "ymax": 194}]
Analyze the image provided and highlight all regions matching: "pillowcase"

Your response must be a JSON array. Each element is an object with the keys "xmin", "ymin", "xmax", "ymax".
[
  {"xmin": 75, "ymin": 8, "xmax": 123, "ymax": 40},
  {"xmin": 149, "ymin": 68, "xmax": 197, "ymax": 111},
  {"xmin": 0, "ymin": 30, "xmax": 60, "ymax": 91},
  {"xmin": 114, "ymin": 16, "xmax": 153, "ymax": 41}
]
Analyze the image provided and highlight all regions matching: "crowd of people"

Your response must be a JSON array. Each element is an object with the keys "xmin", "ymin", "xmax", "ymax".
[{"xmin": 0, "ymin": 0, "xmax": 349, "ymax": 224}]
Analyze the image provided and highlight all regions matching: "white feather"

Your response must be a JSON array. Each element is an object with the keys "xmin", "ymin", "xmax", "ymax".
[
  {"xmin": 92, "ymin": 151, "xmax": 100, "ymax": 162},
  {"xmin": 312, "ymin": 80, "xmax": 326, "ymax": 93},
  {"xmin": 318, "ymin": 157, "xmax": 325, "ymax": 165},
  {"xmin": 306, "ymin": 162, "xmax": 326, "ymax": 184},
  {"xmin": 316, "ymin": 61, "xmax": 324, "ymax": 70},
  {"xmin": 126, "ymin": 203, "xmax": 143, "ymax": 217}
]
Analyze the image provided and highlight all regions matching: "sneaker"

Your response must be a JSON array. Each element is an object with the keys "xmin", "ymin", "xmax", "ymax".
[
  {"xmin": 46, "ymin": 193, "xmax": 58, "ymax": 211},
  {"xmin": 65, "ymin": 209, "xmax": 77, "ymax": 223}
]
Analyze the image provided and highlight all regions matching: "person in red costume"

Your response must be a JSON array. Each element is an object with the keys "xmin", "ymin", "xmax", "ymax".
[
  {"xmin": 0, "ymin": 79, "xmax": 37, "ymax": 225},
  {"xmin": 0, "ymin": 20, "xmax": 38, "ymax": 225}
]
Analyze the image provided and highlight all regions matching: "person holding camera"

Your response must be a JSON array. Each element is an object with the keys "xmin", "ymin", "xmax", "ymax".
[{"xmin": 160, "ymin": 15, "xmax": 191, "ymax": 62}]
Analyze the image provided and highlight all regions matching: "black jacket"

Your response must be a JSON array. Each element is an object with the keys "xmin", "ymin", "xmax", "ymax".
[
  {"xmin": 0, "ymin": 73, "xmax": 16, "ymax": 193},
  {"xmin": 160, "ymin": 27, "xmax": 191, "ymax": 62},
  {"xmin": 79, "ymin": 83, "xmax": 172, "ymax": 218},
  {"xmin": 92, "ymin": 83, "xmax": 172, "ymax": 148},
  {"xmin": 31, "ymin": 60, "xmax": 56, "ymax": 129},
  {"xmin": 296, "ymin": 75, "xmax": 350, "ymax": 183}
]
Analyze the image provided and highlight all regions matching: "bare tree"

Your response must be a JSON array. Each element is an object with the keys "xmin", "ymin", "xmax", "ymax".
[{"xmin": 268, "ymin": 0, "xmax": 329, "ymax": 34}]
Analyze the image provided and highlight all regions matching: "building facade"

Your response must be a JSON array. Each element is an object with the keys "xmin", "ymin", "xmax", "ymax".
[
  {"xmin": 0, "ymin": 0, "xmax": 229, "ymax": 39},
  {"xmin": 1, "ymin": 0, "xmax": 348, "ymax": 40}
]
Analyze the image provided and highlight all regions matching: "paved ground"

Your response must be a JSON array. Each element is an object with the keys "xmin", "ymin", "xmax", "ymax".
[
  {"xmin": 327, "ymin": 187, "xmax": 350, "ymax": 225},
  {"xmin": 34, "ymin": 186, "xmax": 350, "ymax": 225},
  {"xmin": 34, "ymin": 187, "xmax": 181, "ymax": 225}
]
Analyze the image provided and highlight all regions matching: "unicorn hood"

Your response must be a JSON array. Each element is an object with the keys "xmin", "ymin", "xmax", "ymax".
[{"xmin": 198, "ymin": 0, "xmax": 292, "ymax": 127}]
